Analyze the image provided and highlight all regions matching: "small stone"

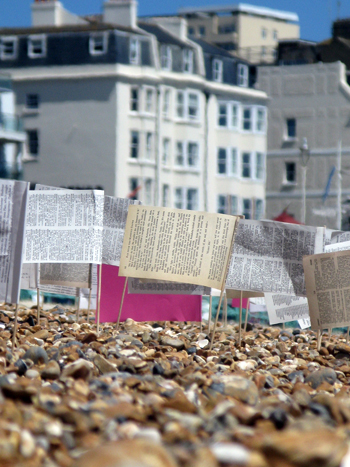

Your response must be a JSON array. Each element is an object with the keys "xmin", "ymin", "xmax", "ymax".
[
  {"xmin": 210, "ymin": 443, "xmax": 250, "ymax": 464},
  {"xmin": 25, "ymin": 369, "xmax": 40, "ymax": 379},
  {"xmin": 236, "ymin": 359, "xmax": 257, "ymax": 371},
  {"xmin": 23, "ymin": 346, "xmax": 48, "ymax": 364},
  {"xmin": 41, "ymin": 360, "xmax": 61, "ymax": 380},
  {"xmin": 197, "ymin": 339, "xmax": 209, "ymax": 349},
  {"xmin": 30, "ymin": 329, "xmax": 50, "ymax": 340},
  {"xmin": 61, "ymin": 358, "xmax": 93, "ymax": 380},
  {"xmin": 305, "ymin": 368, "xmax": 337, "ymax": 389},
  {"xmin": 222, "ymin": 376, "xmax": 259, "ymax": 406},
  {"xmin": 20, "ymin": 430, "xmax": 36, "ymax": 458},
  {"xmin": 160, "ymin": 336, "xmax": 185, "ymax": 350},
  {"xmin": 94, "ymin": 354, "xmax": 117, "ymax": 374}
]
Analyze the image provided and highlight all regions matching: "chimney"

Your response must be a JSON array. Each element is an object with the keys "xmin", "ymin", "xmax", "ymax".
[
  {"xmin": 151, "ymin": 17, "xmax": 187, "ymax": 41},
  {"xmin": 103, "ymin": 0, "xmax": 138, "ymax": 29},
  {"xmin": 31, "ymin": 0, "xmax": 87, "ymax": 27}
]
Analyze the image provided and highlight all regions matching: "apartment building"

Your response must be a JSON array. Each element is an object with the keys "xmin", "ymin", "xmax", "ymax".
[
  {"xmin": 177, "ymin": 4, "xmax": 299, "ymax": 64},
  {"xmin": 0, "ymin": 73, "xmax": 26, "ymax": 178},
  {"xmin": 0, "ymin": 0, "xmax": 267, "ymax": 218},
  {"xmin": 257, "ymin": 61, "xmax": 350, "ymax": 229}
]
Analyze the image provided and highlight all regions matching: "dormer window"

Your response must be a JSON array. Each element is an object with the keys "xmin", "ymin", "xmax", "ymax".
[
  {"xmin": 130, "ymin": 37, "xmax": 140, "ymax": 65},
  {"xmin": 213, "ymin": 59, "xmax": 223, "ymax": 82},
  {"xmin": 237, "ymin": 63, "xmax": 248, "ymax": 87},
  {"xmin": 28, "ymin": 35, "xmax": 46, "ymax": 58},
  {"xmin": 89, "ymin": 33, "xmax": 108, "ymax": 55},
  {"xmin": 183, "ymin": 49, "xmax": 193, "ymax": 74},
  {"xmin": 0, "ymin": 36, "xmax": 18, "ymax": 60},
  {"xmin": 160, "ymin": 45, "xmax": 172, "ymax": 71}
]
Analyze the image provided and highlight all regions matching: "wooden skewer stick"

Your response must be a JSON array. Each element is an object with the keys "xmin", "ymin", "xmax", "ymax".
[
  {"xmin": 87, "ymin": 286, "xmax": 92, "ymax": 323},
  {"xmin": 37, "ymin": 287, "xmax": 40, "ymax": 324},
  {"xmin": 12, "ymin": 303, "xmax": 19, "ymax": 349},
  {"xmin": 208, "ymin": 294, "xmax": 213, "ymax": 333},
  {"xmin": 76, "ymin": 289, "xmax": 81, "ymax": 323},
  {"xmin": 317, "ymin": 330, "xmax": 322, "ymax": 351},
  {"xmin": 346, "ymin": 326, "xmax": 350, "ymax": 344},
  {"xmin": 96, "ymin": 263, "xmax": 102, "ymax": 336},
  {"xmin": 238, "ymin": 290, "xmax": 243, "ymax": 347},
  {"xmin": 223, "ymin": 292, "xmax": 228, "ymax": 327},
  {"xmin": 209, "ymin": 288, "xmax": 225, "ymax": 350},
  {"xmin": 116, "ymin": 277, "xmax": 128, "ymax": 331},
  {"xmin": 244, "ymin": 298, "xmax": 249, "ymax": 333}
]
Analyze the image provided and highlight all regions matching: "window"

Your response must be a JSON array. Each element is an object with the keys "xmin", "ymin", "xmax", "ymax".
[
  {"xmin": 218, "ymin": 24, "xmax": 236, "ymax": 34},
  {"xmin": 187, "ymin": 142, "xmax": 198, "ymax": 167},
  {"xmin": 183, "ymin": 49, "xmax": 193, "ymax": 73},
  {"xmin": 130, "ymin": 87, "xmax": 139, "ymax": 112},
  {"xmin": 213, "ymin": 59, "xmax": 223, "ymax": 83},
  {"xmin": 231, "ymin": 148, "xmax": 238, "ymax": 175},
  {"xmin": 217, "ymin": 148, "xmax": 227, "ymax": 174},
  {"xmin": 162, "ymin": 138, "xmax": 170, "ymax": 165},
  {"xmin": 243, "ymin": 199, "xmax": 252, "ymax": 219},
  {"xmin": 160, "ymin": 45, "xmax": 172, "ymax": 70},
  {"xmin": 89, "ymin": 33, "xmax": 107, "ymax": 55},
  {"xmin": 218, "ymin": 103, "xmax": 227, "ymax": 127},
  {"xmin": 242, "ymin": 107, "xmax": 252, "ymax": 131},
  {"xmin": 187, "ymin": 189, "xmax": 198, "ymax": 210},
  {"xmin": 285, "ymin": 162, "xmax": 296, "ymax": 183},
  {"xmin": 162, "ymin": 184, "xmax": 170, "ymax": 207},
  {"xmin": 145, "ymin": 132, "xmax": 153, "ymax": 160},
  {"xmin": 255, "ymin": 199, "xmax": 264, "ymax": 220},
  {"xmin": 129, "ymin": 178, "xmax": 139, "ymax": 200},
  {"xmin": 217, "ymin": 195, "xmax": 238, "ymax": 214},
  {"xmin": 28, "ymin": 35, "xmax": 46, "ymax": 58},
  {"xmin": 0, "ymin": 36, "xmax": 18, "ymax": 60},
  {"xmin": 261, "ymin": 46, "xmax": 266, "ymax": 58},
  {"xmin": 175, "ymin": 187, "xmax": 184, "ymax": 209},
  {"xmin": 176, "ymin": 91, "xmax": 185, "ymax": 118},
  {"xmin": 144, "ymin": 179, "xmax": 153, "ymax": 205},
  {"xmin": 188, "ymin": 27, "xmax": 195, "ymax": 36},
  {"xmin": 237, "ymin": 64, "xmax": 248, "ymax": 87},
  {"xmin": 242, "ymin": 152, "xmax": 251, "ymax": 178},
  {"xmin": 199, "ymin": 26, "xmax": 206, "ymax": 37},
  {"xmin": 218, "ymin": 195, "xmax": 227, "ymax": 214},
  {"xmin": 188, "ymin": 93, "xmax": 199, "ymax": 120},
  {"xmin": 261, "ymin": 28, "xmax": 267, "ymax": 39},
  {"xmin": 231, "ymin": 103, "xmax": 239, "ymax": 128},
  {"xmin": 255, "ymin": 152, "xmax": 265, "ymax": 180},
  {"xmin": 130, "ymin": 37, "xmax": 140, "ymax": 65},
  {"xmin": 256, "ymin": 107, "xmax": 266, "ymax": 132},
  {"xmin": 27, "ymin": 130, "xmax": 39, "ymax": 156},
  {"xmin": 130, "ymin": 131, "xmax": 139, "ymax": 158},
  {"xmin": 273, "ymin": 30, "xmax": 278, "ymax": 40},
  {"xmin": 26, "ymin": 94, "xmax": 39, "ymax": 110},
  {"xmin": 175, "ymin": 141, "xmax": 185, "ymax": 166},
  {"xmin": 162, "ymin": 89, "xmax": 171, "ymax": 118},
  {"xmin": 145, "ymin": 88, "xmax": 154, "ymax": 113},
  {"xmin": 286, "ymin": 118, "xmax": 296, "ymax": 138}
]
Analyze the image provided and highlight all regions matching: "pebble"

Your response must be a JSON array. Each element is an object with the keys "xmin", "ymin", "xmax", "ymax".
[{"xmin": 0, "ymin": 304, "xmax": 349, "ymax": 467}]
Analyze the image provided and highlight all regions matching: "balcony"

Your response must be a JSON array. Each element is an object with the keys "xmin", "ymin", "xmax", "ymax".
[{"xmin": 0, "ymin": 113, "xmax": 26, "ymax": 143}]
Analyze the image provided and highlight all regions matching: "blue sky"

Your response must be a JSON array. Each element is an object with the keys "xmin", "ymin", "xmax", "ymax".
[{"xmin": 0, "ymin": 0, "xmax": 349, "ymax": 42}]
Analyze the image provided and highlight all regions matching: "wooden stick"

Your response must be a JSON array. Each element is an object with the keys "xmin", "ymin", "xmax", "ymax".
[
  {"xmin": 87, "ymin": 286, "xmax": 92, "ymax": 323},
  {"xmin": 244, "ymin": 298, "xmax": 249, "ymax": 333},
  {"xmin": 96, "ymin": 263, "xmax": 102, "ymax": 336},
  {"xmin": 12, "ymin": 303, "xmax": 19, "ymax": 348},
  {"xmin": 346, "ymin": 326, "xmax": 350, "ymax": 344},
  {"xmin": 76, "ymin": 288, "xmax": 81, "ymax": 323},
  {"xmin": 208, "ymin": 294, "xmax": 213, "ymax": 333},
  {"xmin": 282, "ymin": 322, "xmax": 286, "ymax": 330},
  {"xmin": 223, "ymin": 292, "xmax": 228, "ymax": 327},
  {"xmin": 209, "ymin": 288, "xmax": 225, "ymax": 350},
  {"xmin": 238, "ymin": 290, "xmax": 243, "ymax": 347},
  {"xmin": 116, "ymin": 277, "xmax": 128, "ymax": 331},
  {"xmin": 36, "ymin": 287, "xmax": 40, "ymax": 324},
  {"xmin": 317, "ymin": 330, "xmax": 321, "ymax": 351}
]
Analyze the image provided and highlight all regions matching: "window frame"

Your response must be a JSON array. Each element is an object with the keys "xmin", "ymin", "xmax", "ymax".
[
  {"xmin": 237, "ymin": 63, "xmax": 248, "ymax": 87},
  {"xmin": 242, "ymin": 106, "xmax": 252, "ymax": 132},
  {"xmin": 187, "ymin": 92, "xmax": 199, "ymax": 121},
  {"xmin": 176, "ymin": 90, "xmax": 185, "ymax": 119},
  {"xmin": 284, "ymin": 161, "xmax": 297, "ymax": 184},
  {"xmin": 256, "ymin": 106, "xmax": 266, "ymax": 133},
  {"xmin": 217, "ymin": 194, "xmax": 238, "ymax": 215},
  {"xmin": 28, "ymin": 34, "xmax": 46, "ymax": 59},
  {"xmin": 212, "ymin": 59, "xmax": 223, "ymax": 83},
  {"xmin": 0, "ymin": 36, "xmax": 18, "ymax": 60},
  {"xmin": 26, "ymin": 129, "xmax": 39, "ymax": 156},
  {"xmin": 162, "ymin": 184, "xmax": 170, "ymax": 207},
  {"xmin": 162, "ymin": 138, "xmax": 170, "ymax": 166},
  {"xmin": 217, "ymin": 100, "xmax": 240, "ymax": 129},
  {"xmin": 217, "ymin": 147, "xmax": 227, "ymax": 175},
  {"xmin": 129, "ymin": 37, "xmax": 140, "ymax": 65},
  {"xmin": 187, "ymin": 141, "xmax": 199, "ymax": 168},
  {"xmin": 160, "ymin": 45, "xmax": 172, "ymax": 70},
  {"xmin": 255, "ymin": 152, "xmax": 265, "ymax": 180},
  {"xmin": 144, "ymin": 178, "xmax": 153, "ymax": 205},
  {"xmin": 255, "ymin": 199, "xmax": 264, "ymax": 220},
  {"xmin": 175, "ymin": 187, "xmax": 184, "ymax": 209},
  {"xmin": 186, "ymin": 188, "xmax": 198, "ymax": 210},
  {"xmin": 286, "ymin": 118, "xmax": 297, "ymax": 139},
  {"xmin": 130, "ymin": 87, "xmax": 139, "ymax": 112},
  {"xmin": 242, "ymin": 152, "xmax": 252, "ymax": 178},
  {"xmin": 129, "ymin": 177, "xmax": 139, "ymax": 200},
  {"xmin": 183, "ymin": 48, "xmax": 194, "ymax": 74},
  {"xmin": 89, "ymin": 32, "xmax": 108, "ymax": 56},
  {"xmin": 144, "ymin": 87, "xmax": 155, "ymax": 114},
  {"xmin": 242, "ymin": 198, "xmax": 252, "ymax": 219},
  {"xmin": 145, "ymin": 132, "xmax": 153, "ymax": 160},
  {"xmin": 162, "ymin": 88, "xmax": 171, "ymax": 118},
  {"xmin": 26, "ymin": 93, "xmax": 40, "ymax": 110},
  {"xmin": 130, "ymin": 130, "xmax": 139, "ymax": 159},
  {"xmin": 175, "ymin": 141, "xmax": 185, "ymax": 167}
]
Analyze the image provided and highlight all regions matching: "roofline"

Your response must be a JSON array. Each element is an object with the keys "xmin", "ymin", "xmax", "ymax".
[{"xmin": 178, "ymin": 3, "xmax": 299, "ymax": 23}]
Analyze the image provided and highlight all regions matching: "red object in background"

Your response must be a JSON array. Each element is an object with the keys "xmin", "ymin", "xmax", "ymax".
[
  {"xmin": 273, "ymin": 208, "xmax": 302, "ymax": 224},
  {"xmin": 231, "ymin": 298, "xmax": 249, "ymax": 309}
]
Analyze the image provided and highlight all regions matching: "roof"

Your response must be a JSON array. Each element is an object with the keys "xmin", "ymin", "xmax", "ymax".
[
  {"xmin": 138, "ymin": 21, "xmax": 189, "ymax": 47},
  {"xmin": 0, "ymin": 23, "xmax": 145, "ymax": 36},
  {"xmin": 192, "ymin": 37, "xmax": 242, "ymax": 59},
  {"xmin": 178, "ymin": 3, "xmax": 299, "ymax": 22}
]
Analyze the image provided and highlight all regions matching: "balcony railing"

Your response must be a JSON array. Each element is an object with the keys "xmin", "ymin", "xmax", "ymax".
[{"xmin": 0, "ymin": 112, "xmax": 24, "ymax": 133}]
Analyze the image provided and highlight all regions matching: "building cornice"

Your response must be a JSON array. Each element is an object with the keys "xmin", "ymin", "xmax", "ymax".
[{"xmin": 267, "ymin": 146, "xmax": 350, "ymax": 157}]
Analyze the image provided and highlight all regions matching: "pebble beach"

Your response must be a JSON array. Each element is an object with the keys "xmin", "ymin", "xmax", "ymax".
[{"xmin": 0, "ymin": 303, "xmax": 350, "ymax": 467}]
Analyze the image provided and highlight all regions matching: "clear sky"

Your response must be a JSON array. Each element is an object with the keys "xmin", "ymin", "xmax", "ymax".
[{"xmin": 0, "ymin": 0, "xmax": 349, "ymax": 43}]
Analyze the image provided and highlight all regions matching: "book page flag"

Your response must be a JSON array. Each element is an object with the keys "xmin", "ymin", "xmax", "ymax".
[
  {"xmin": 119, "ymin": 206, "xmax": 239, "ymax": 290},
  {"xmin": 299, "ymin": 317, "xmax": 311, "ymax": 329},
  {"xmin": 226, "ymin": 290, "xmax": 264, "ymax": 299},
  {"xmin": 23, "ymin": 190, "xmax": 104, "ymax": 264},
  {"xmin": 226, "ymin": 219, "xmax": 324, "ymax": 296},
  {"xmin": 264, "ymin": 293, "xmax": 309, "ymax": 325},
  {"xmin": 0, "ymin": 179, "xmax": 29, "ymax": 303},
  {"xmin": 98, "ymin": 265, "xmax": 201, "ymax": 323},
  {"xmin": 40, "ymin": 263, "xmax": 91, "ymax": 288},
  {"xmin": 249, "ymin": 297, "xmax": 267, "ymax": 313},
  {"xmin": 326, "ymin": 240, "xmax": 350, "ymax": 253},
  {"xmin": 303, "ymin": 250, "xmax": 350, "ymax": 330}
]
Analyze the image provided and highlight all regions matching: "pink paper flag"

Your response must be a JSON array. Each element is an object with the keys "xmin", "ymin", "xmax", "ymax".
[
  {"xmin": 98, "ymin": 265, "xmax": 202, "ymax": 323},
  {"xmin": 231, "ymin": 298, "xmax": 249, "ymax": 309}
]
